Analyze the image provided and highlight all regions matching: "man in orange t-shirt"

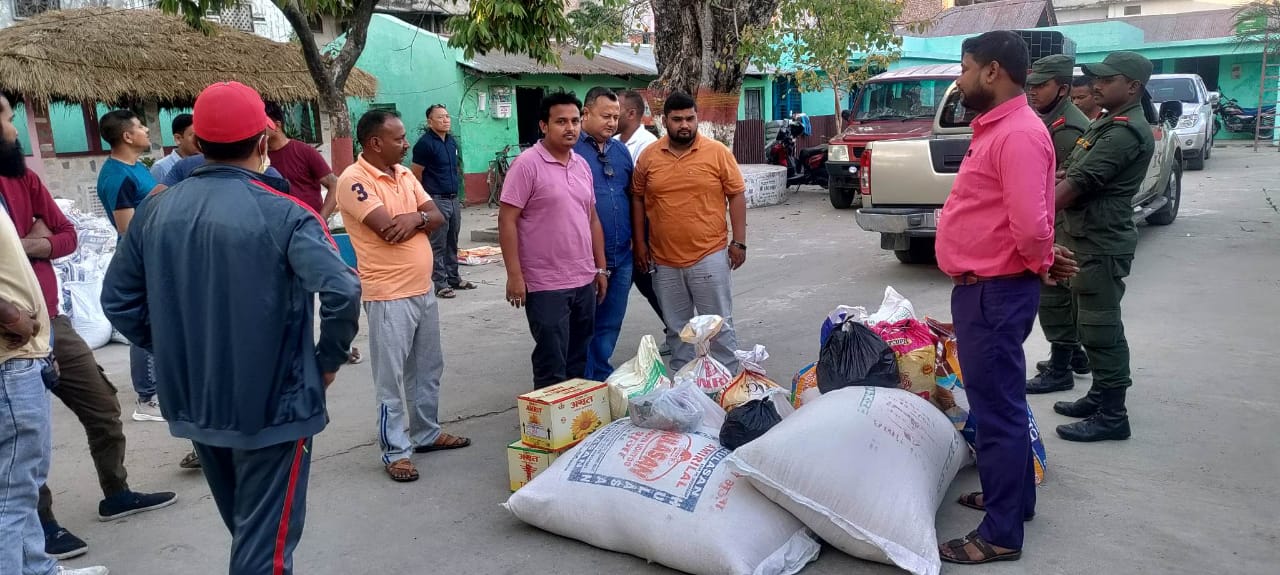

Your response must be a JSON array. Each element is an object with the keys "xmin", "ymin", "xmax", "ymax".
[
  {"xmin": 336, "ymin": 110, "xmax": 471, "ymax": 483},
  {"xmin": 631, "ymin": 91, "xmax": 748, "ymax": 373}
]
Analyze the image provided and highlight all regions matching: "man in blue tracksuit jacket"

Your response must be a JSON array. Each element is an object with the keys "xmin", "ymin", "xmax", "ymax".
[{"xmin": 102, "ymin": 82, "xmax": 361, "ymax": 575}]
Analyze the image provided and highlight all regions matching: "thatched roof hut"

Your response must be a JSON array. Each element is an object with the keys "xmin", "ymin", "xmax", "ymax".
[{"xmin": 0, "ymin": 7, "xmax": 377, "ymax": 104}]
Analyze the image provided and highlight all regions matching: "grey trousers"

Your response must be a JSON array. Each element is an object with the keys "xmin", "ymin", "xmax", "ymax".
[
  {"xmin": 429, "ymin": 196, "xmax": 463, "ymax": 288},
  {"xmin": 653, "ymin": 249, "xmax": 740, "ymax": 374},
  {"xmin": 365, "ymin": 292, "xmax": 445, "ymax": 465}
]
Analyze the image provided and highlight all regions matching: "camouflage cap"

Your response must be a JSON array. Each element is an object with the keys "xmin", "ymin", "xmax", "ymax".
[
  {"xmin": 1081, "ymin": 52, "xmax": 1153, "ymax": 84},
  {"xmin": 1027, "ymin": 54, "xmax": 1075, "ymax": 86}
]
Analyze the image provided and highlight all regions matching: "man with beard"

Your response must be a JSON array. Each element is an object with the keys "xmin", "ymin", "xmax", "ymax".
[
  {"xmin": 1071, "ymin": 77, "xmax": 1105, "ymax": 121},
  {"xmin": 933, "ymin": 31, "xmax": 1073, "ymax": 565},
  {"xmin": 103, "ymin": 82, "xmax": 361, "ymax": 574},
  {"xmin": 1050, "ymin": 52, "xmax": 1155, "ymax": 443},
  {"xmin": 0, "ymin": 94, "xmax": 111, "ymax": 575},
  {"xmin": 631, "ymin": 91, "xmax": 746, "ymax": 373},
  {"xmin": 96, "ymin": 109, "xmax": 165, "ymax": 423},
  {"xmin": 0, "ymin": 97, "xmax": 176, "ymax": 560},
  {"xmin": 575, "ymin": 87, "xmax": 634, "ymax": 380},
  {"xmin": 336, "ymin": 110, "xmax": 470, "ymax": 483},
  {"xmin": 1024, "ymin": 54, "xmax": 1094, "ymax": 396},
  {"xmin": 500, "ymin": 92, "xmax": 608, "ymax": 389}
]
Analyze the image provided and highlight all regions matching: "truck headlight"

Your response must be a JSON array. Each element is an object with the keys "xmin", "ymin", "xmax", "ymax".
[
  {"xmin": 1177, "ymin": 114, "xmax": 1199, "ymax": 129},
  {"xmin": 828, "ymin": 144, "xmax": 850, "ymax": 162}
]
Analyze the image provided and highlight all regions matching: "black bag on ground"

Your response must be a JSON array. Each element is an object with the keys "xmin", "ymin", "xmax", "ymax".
[
  {"xmin": 816, "ymin": 321, "xmax": 899, "ymax": 393},
  {"xmin": 720, "ymin": 399, "xmax": 783, "ymax": 450}
]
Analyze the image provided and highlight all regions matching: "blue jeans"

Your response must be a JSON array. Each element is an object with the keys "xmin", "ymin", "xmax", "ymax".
[
  {"xmin": 585, "ymin": 250, "xmax": 633, "ymax": 381},
  {"xmin": 129, "ymin": 344, "xmax": 158, "ymax": 401},
  {"xmin": 0, "ymin": 358, "xmax": 57, "ymax": 575}
]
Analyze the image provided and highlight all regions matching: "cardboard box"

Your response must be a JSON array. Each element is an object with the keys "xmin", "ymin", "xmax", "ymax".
[
  {"xmin": 518, "ymin": 379, "xmax": 611, "ymax": 451},
  {"xmin": 507, "ymin": 441, "xmax": 560, "ymax": 491}
]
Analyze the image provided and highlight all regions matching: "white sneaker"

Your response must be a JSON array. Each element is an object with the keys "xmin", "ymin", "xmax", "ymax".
[
  {"xmin": 132, "ymin": 397, "xmax": 165, "ymax": 422},
  {"xmin": 57, "ymin": 566, "xmax": 109, "ymax": 575}
]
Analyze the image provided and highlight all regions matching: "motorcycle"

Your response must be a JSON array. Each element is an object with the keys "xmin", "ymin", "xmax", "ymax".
[
  {"xmin": 765, "ymin": 117, "xmax": 829, "ymax": 189},
  {"xmin": 1216, "ymin": 96, "xmax": 1275, "ymax": 138}
]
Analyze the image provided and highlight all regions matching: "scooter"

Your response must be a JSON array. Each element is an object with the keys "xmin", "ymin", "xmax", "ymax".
[{"xmin": 766, "ymin": 118, "xmax": 829, "ymax": 189}]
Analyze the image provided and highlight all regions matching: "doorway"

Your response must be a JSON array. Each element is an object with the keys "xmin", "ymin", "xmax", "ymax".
[
  {"xmin": 1174, "ymin": 56, "xmax": 1221, "ymax": 91},
  {"xmin": 516, "ymin": 87, "xmax": 545, "ymax": 146}
]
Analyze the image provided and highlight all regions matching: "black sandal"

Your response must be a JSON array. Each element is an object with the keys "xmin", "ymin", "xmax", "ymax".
[
  {"xmin": 452, "ymin": 280, "xmax": 477, "ymax": 290},
  {"xmin": 436, "ymin": 286, "xmax": 456, "ymax": 299},
  {"xmin": 413, "ymin": 433, "xmax": 472, "ymax": 453},
  {"xmin": 940, "ymin": 530, "xmax": 1022, "ymax": 565}
]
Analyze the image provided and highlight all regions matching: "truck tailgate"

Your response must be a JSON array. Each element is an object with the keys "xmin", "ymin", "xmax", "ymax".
[{"xmin": 863, "ymin": 137, "xmax": 968, "ymax": 207}]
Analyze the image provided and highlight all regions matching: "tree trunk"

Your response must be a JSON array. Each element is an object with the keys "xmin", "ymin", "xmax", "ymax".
[
  {"xmin": 648, "ymin": 0, "xmax": 779, "ymax": 149},
  {"xmin": 278, "ymin": 0, "xmax": 378, "ymax": 173}
]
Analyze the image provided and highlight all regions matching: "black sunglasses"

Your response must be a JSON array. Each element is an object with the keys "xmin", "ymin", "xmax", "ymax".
[{"xmin": 597, "ymin": 150, "xmax": 614, "ymax": 178}]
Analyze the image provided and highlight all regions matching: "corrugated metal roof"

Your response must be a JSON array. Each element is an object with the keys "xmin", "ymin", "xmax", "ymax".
[
  {"xmin": 1075, "ymin": 9, "xmax": 1239, "ymax": 43},
  {"xmin": 899, "ymin": 0, "xmax": 946, "ymax": 24},
  {"xmin": 917, "ymin": 0, "xmax": 1055, "ymax": 37},
  {"xmin": 463, "ymin": 43, "xmax": 768, "ymax": 77}
]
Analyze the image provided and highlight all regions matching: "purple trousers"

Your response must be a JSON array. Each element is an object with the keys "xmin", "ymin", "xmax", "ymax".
[{"xmin": 951, "ymin": 275, "xmax": 1040, "ymax": 550}]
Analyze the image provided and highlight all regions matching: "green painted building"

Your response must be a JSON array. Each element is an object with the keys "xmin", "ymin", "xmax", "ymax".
[{"xmin": 343, "ymin": 14, "xmax": 776, "ymax": 202}]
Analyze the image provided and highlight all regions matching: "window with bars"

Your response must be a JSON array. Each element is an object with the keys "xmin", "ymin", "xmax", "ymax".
[
  {"xmin": 12, "ymin": 0, "xmax": 61, "ymax": 19},
  {"xmin": 207, "ymin": 3, "xmax": 256, "ymax": 33}
]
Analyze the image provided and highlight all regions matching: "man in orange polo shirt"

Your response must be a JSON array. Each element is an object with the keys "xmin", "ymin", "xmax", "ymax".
[
  {"xmin": 631, "ymin": 91, "xmax": 748, "ymax": 373},
  {"xmin": 336, "ymin": 110, "xmax": 472, "ymax": 483}
]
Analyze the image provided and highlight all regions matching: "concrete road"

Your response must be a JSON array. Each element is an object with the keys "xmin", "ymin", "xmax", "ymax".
[{"xmin": 47, "ymin": 146, "xmax": 1278, "ymax": 574}]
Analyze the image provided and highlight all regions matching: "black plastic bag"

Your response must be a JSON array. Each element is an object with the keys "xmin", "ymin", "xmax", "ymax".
[
  {"xmin": 720, "ymin": 399, "xmax": 782, "ymax": 450},
  {"xmin": 816, "ymin": 321, "xmax": 899, "ymax": 393}
]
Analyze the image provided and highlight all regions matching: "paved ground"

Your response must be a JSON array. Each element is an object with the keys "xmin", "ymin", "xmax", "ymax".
[{"xmin": 47, "ymin": 146, "xmax": 1278, "ymax": 574}]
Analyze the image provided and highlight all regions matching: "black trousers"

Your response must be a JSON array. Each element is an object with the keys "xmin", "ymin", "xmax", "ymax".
[
  {"xmin": 525, "ymin": 283, "xmax": 596, "ymax": 389},
  {"xmin": 632, "ymin": 264, "xmax": 668, "ymax": 334},
  {"xmin": 194, "ymin": 438, "xmax": 312, "ymax": 575}
]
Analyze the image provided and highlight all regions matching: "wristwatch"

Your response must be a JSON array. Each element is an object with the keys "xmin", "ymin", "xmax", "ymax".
[
  {"xmin": 419, "ymin": 211, "xmax": 431, "ymax": 229},
  {"xmin": 597, "ymin": 268, "xmax": 612, "ymax": 278},
  {"xmin": 730, "ymin": 241, "xmax": 747, "ymax": 251}
]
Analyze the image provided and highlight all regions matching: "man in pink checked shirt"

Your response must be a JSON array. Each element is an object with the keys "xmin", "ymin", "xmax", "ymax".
[{"xmin": 933, "ymin": 31, "xmax": 1078, "ymax": 566}]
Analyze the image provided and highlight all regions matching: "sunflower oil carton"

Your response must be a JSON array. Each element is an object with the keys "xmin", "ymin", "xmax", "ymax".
[
  {"xmin": 507, "ymin": 441, "xmax": 562, "ymax": 491},
  {"xmin": 518, "ymin": 379, "xmax": 611, "ymax": 451}
]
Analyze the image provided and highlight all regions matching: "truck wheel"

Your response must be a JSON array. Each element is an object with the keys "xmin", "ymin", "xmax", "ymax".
[
  {"xmin": 829, "ymin": 185, "xmax": 856, "ymax": 209},
  {"xmin": 1186, "ymin": 151, "xmax": 1205, "ymax": 171},
  {"xmin": 894, "ymin": 239, "xmax": 937, "ymax": 264},
  {"xmin": 1147, "ymin": 164, "xmax": 1181, "ymax": 226}
]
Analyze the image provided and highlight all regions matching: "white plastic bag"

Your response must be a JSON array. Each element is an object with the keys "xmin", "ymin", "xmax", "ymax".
[
  {"xmin": 729, "ymin": 387, "xmax": 966, "ymax": 575},
  {"xmin": 605, "ymin": 335, "xmax": 668, "ymax": 419},
  {"xmin": 505, "ymin": 420, "xmax": 820, "ymax": 575},
  {"xmin": 865, "ymin": 286, "xmax": 916, "ymax": 327},
  {"xmin": 674, "ymin": 315, "xmax": 734, "ymax": 395},
  {"xmin": 629, "ymin": 381, "xmax": 707, "ymax": 433},
  {"xmin": 64, "ymin": 280, "xmax": 113, "ymax": 349}
]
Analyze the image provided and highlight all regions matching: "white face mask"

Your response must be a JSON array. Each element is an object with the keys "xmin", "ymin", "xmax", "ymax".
[{"xmin": 258, "ymin": 135, "xmax": 271, "ymax": 173}]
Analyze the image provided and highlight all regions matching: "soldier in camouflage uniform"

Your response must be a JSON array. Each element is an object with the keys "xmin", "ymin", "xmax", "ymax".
[
  {"xmin": 1025, "ymin": 54, "xmax": 1094, "ymax": 395},
  {"xmin": 1051, "ymin": 52, "xmax": 1155, "ymax": 442}
]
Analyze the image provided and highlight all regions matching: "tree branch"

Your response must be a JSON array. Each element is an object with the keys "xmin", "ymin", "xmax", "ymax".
[
  {"xmin": 332, "ymin": 0, "xmax": 379, "ymax": 89},
  {"xmin": 278, "ymin": 0, "xmax": 334, "ymax": 95}
]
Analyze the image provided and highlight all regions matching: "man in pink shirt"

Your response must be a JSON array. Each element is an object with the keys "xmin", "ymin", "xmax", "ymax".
[
  {"xmin": 499, "ymin": 92, "xmax": 608, "ymax": 389},
  {"xmin": 934, "ymin": 32, "xmax": 1077, "ymax": 565}
]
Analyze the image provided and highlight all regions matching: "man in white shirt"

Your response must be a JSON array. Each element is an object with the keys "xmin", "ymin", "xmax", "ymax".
[
  {"xmin": 149, "ymin": 114, "xmax": 199, "ymax": 183},
  {"xmin": 615, "ymin": 90, "xmax": 667, "ymax": 355},
  {"xmin": 616, "ymin": 90, "xmax": 658, "ymax": 163}
]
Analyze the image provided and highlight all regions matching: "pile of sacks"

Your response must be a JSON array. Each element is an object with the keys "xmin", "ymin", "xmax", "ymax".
[
  {"xmin": 792, "ymin": 287, "xmax": 1048, "ymax": 485},
  {"xmin": 51, "ymin": 199, "xmax": 124, "ymax": 349},
  {"xmin": 504, "ymin": 312, "xmax": 976, "ymax": 575}
]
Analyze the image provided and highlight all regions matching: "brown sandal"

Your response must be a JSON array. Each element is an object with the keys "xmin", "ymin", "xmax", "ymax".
[
  {"xmin": 957, "ymin": 492, "xmax": 1035, "ymax": 521},
  {"xmin": 414, "ymin": 433, "xmax": 472, "ymax": 453},
  {"xmin": 939, "ymin": 530, "xmax": 1022, "ymax": 565},
  {"xmin": 385, "ymin": 458, "xmax": 419, "ymax": 482}
]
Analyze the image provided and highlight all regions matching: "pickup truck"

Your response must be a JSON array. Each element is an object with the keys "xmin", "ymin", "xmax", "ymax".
[
  {"xmin": 1147, "ymin": 73, "xmax": 1216, "ymax": 170},
  {"xmin": 825, "ymin": 64, "xmax": 961, "ymax": 209},
  {"xmin": 854, "ymin": 80, "xmax": 1184, "ymax": 264}
]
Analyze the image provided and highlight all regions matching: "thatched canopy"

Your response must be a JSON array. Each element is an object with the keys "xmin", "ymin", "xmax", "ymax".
[{"xmin": 0, "ymin": 8, "xmax": 377, "ymax": 105}]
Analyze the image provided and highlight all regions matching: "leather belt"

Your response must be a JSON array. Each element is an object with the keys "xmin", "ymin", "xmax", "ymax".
[{"xmin": 951, "ymin": 271, "xmax": 1035, "ymax": 286}]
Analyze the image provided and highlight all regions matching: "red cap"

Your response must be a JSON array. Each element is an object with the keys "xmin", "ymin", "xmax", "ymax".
[{"xmin": 192, "ymin": 81, "xmax": 271, "ymax": 144}]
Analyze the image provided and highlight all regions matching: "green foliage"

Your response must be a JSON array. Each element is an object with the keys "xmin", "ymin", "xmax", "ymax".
[
  {"xmin": 742, "ymin": 0, "xmax": 903, "ymax": 119},
  {"xmin": 1235, "ymin": 0, "xmax": 1280, "ymax": 57},
  {"xmin": 156, "ymin": 0, "xmax": 350, "ymax": 34},
  {"xmin": 447, "ymin": 0, "xmax": 632, "ymax": 65}
]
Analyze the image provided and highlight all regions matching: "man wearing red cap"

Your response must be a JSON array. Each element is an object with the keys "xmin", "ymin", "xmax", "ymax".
[{"xmin": 102, "ymin": 81, "xmax": 361, "ymax": 574}]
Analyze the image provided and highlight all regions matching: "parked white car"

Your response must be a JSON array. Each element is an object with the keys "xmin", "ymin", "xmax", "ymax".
[{"xmin": 1148, "ymin": 73, "xmax": 1216, "ymax": 170}]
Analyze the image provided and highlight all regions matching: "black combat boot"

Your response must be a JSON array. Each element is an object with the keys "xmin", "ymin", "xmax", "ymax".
[
  {"xmin": 1056, "ymin": 388, "xmax": 1131, "ymax": 442},
  {"xmin": 1053, "ymin": 387, "xmax": 1102, "ymax": 418},
  {"xmin": 1035, "ymin": 344, "xmax": 1090, "ymax": 374},
  {"xmin": 1027, "ymin": 344, "xmax": 1076, "ymax": 394}
]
